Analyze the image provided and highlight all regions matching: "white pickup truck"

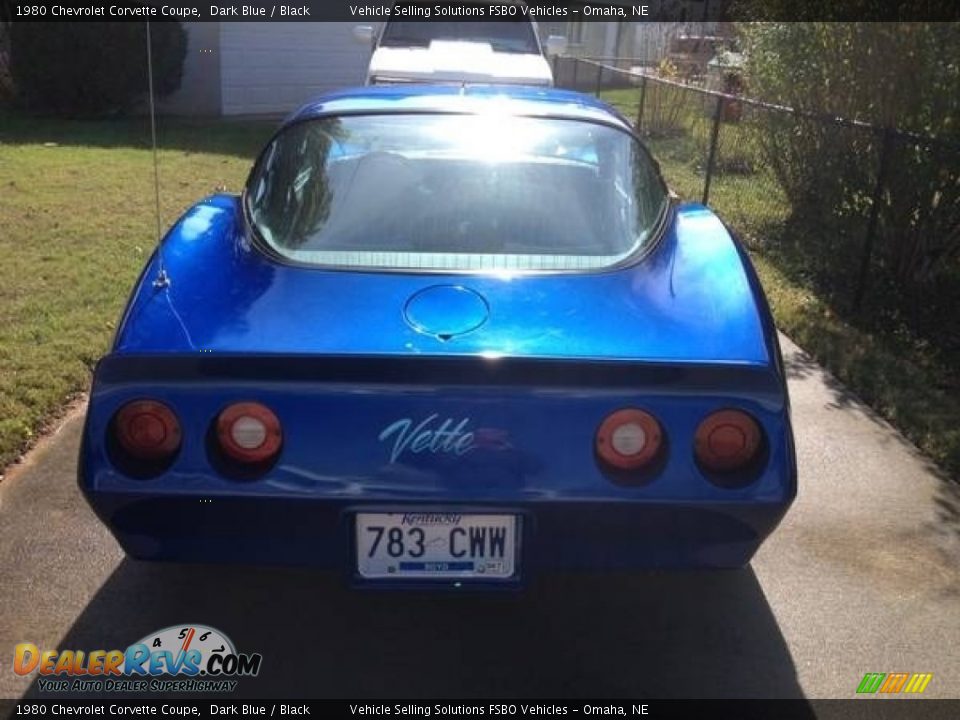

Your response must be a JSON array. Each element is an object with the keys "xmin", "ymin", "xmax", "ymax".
[{"xmin": 353, "ymin": 18, "xmax": 566, "ymax": 87}]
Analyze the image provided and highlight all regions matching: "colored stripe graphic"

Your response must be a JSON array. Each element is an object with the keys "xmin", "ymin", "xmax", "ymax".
[
  {"xmin": 857, "ymin": 673, "xmax": 886, "ymax": 694},
  {"xmin": 903, "ymin": 673, "xmax": 934, "ymax": 694},
  {"xmin": 857, "ymin": 672, "xmax": 933, "ymax": 694},
  {"xmin": 880, "ymin": 672, "xmax": 910, "ymax": 693}
]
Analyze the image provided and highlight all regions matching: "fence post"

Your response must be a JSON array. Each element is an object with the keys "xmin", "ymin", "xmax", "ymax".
[
  {"xmin": 636, "ymin": 74, "xmax": 647, "ymax": 133},
  {"xmin": 853, "ymin": 129, "xmax": 895, "ymax": 312},
  {"xmin": 595, "ymin": 63, "xmax": 603, "ymax": 96},
  {"xmin": 552, "ymin": 53, "xmax": 560, "ymax": 84},
  {"xmin": 702, "ymin": 95, "xmax": 725, "ymax": 205}
]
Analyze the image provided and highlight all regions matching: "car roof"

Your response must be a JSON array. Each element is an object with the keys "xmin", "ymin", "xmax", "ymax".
[{"xmin": 282, "ymin": 85, "xmax": 633, "ymax": 132}]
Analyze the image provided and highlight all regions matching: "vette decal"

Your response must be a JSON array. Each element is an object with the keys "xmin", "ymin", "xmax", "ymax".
[{"xmin": 378, "ymin": 414, "xmax": 476, "ymax": 463}]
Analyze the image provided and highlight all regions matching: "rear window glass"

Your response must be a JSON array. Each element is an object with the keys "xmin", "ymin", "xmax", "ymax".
[{"xmin": 247, "ymin": 113, "xmax": 668, "ymax": 272}]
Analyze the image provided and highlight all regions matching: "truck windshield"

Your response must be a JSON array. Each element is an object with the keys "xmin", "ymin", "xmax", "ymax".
[
  {"xmin": 380, "ymin": 20, "xmax": 540, "ymax": 54},
  {"xmin": 246, "ymin": 113, "xmax": 669, "ymax": 272}
]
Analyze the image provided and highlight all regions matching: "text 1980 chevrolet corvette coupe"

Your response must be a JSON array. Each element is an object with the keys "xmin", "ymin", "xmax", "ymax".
[{"xmin": 80, "ymin": 85, "xmax": 796, "ymax": 586}]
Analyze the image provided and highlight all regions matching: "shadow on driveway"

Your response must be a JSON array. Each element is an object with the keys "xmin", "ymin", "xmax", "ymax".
[
  {"xmin": 783, "ymin": 337, "xmax": 960, "ymax": 543},
  {"xmin": 24, "ymin": 562, "xmax": 808, "ymax": 701}
]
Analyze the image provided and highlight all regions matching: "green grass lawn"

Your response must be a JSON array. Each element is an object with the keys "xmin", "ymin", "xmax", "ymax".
[{"xmin": 0, "ymin": 114, "xmax": 274, "ymax": 471}]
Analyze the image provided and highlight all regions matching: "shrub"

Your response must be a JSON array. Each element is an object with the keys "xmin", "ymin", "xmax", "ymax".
[
  {"xmin": 10, "ymin": 22, "xmax": 186, "ymax": 116},
  {"xmin": 645, "ymin": 60, "xmax": 689, "ymax": 138},
  {"xmin": 738, "ymin": 23, "xmax": 960, "ymax": 298}
]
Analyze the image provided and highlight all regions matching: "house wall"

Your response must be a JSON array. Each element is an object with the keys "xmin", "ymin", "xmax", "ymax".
[
  {"xmin": 563, "ymin": 22, "xmax": 714, "ymax": 65},
  {"xmin": 166, "ymin": 21, "xmax": 716, "ymax": 116},
  {"xmin": 159, "ymin": 22, "xmax": 221, "ymax": 116},
  {"xmin": 220, "ymin": 22, "xmax": 370, "ymax": 115},
  {"xmin": 163, "ymin": 22, "xmax": 372, "ymax": 116}
]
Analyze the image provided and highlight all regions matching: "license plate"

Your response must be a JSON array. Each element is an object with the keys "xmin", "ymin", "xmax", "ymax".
[{"xmin": 355, "ymin": 512, "xmax": 518, "ymax": 580}]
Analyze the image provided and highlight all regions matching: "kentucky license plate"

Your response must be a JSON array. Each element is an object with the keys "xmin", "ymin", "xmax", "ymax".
[{"xmin": 355, "ymin": 512, "xmax": 518, "ymax": 580}]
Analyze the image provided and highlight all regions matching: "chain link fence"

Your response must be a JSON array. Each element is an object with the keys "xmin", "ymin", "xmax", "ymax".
[{"xmin": 554, "ymin": 56, "xmax": 960, "ymax": 354}]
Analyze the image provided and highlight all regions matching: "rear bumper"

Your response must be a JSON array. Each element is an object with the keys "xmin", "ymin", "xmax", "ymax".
[{"xmin": 82, "ymin": 490, "xmax": 792, "ymax": 583}]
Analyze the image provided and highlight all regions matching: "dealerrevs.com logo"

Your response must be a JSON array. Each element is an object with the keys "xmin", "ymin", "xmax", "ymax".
[{"xmin": 14, "ymin": 624, "xmax": 262, "ymax": 693}]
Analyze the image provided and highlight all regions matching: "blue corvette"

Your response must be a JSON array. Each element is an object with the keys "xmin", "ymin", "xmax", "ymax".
[{"xmin": 80, "ymin": 85, "xmax": 796, "ymax": 586}]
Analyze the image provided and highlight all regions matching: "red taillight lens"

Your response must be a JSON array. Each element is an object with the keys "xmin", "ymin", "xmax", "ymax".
[
  {"xmin": 114, "ymin": 400, "xmax": 181, "ymax": 460},
  {"xmin": 216, "ymin": 402, "xmax": 282, "ymax": 464},
  {"xmin": 694, "ymin": 410, "xmax": 763, "ymax": 474},
  {"xmin": 595, "ymin": 408, "xmax": 663, "ymax": 470}
]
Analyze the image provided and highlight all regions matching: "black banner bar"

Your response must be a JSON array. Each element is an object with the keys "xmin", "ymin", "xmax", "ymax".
[
  {"xmin": 5, "ymin": 0, "xmax": 960, "ymax": 22},
  {"xmin": 3, "ymin": 700, "xmax": 960, "ymax": 720}
]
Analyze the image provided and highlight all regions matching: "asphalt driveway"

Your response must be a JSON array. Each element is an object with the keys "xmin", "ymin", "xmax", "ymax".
[{"xmin": 1, "ymin": 336, "xmax": 958, "ymax": 699}]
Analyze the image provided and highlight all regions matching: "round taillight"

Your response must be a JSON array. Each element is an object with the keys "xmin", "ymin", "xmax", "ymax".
[
  {"xmin": 114, "ymin": 400, "xmax": 181, "ymax": 460},
  {"xmin": 595, "ymin": 409, "xmax": 663, "ymax": 470},
  {"xmin": 216, "ymin": 402, "xmax": 282, "ymax": 465},
  {"xmin": 694, "ymin": 409, "xmax": 763, "ymax": 474}
]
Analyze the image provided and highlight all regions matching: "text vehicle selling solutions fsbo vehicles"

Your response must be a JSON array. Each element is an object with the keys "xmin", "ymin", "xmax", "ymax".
[{"xmin": 80, "ymin": 85, "xmax": 797, "ymax": 587}]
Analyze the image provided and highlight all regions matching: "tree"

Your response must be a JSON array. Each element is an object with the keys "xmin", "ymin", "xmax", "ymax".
[{"xmin": 10, "ymin": 22, "xmax": 187, "ymax": 116}]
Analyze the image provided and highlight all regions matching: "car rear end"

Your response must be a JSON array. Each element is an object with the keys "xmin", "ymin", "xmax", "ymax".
[
  {"xmin": 80, "ymin": 87, "xmax": 796, "ymax": 587},
  {"xmin": 81, "ymin": 351, "xmax": 794, "ymax": 587}
]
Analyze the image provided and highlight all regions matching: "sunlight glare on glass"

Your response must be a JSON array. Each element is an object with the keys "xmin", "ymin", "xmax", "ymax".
[{"xmin": 430, "ymin": 113, "xmax": 553, "ymax": 163}]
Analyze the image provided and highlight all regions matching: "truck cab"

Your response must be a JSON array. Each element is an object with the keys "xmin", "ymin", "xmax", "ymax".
[{"xmin": 353, "ymin": 12, "xmax": 566, "ymax": 87}]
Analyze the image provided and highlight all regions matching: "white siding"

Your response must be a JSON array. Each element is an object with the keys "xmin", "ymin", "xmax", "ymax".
[
  {"xmin": 220, "ymin": 23, "xmax": 370, "ymax": 115},
  {"xmin": 159, "ymin": 23, "xmax": 221, "ymax": 116}
]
